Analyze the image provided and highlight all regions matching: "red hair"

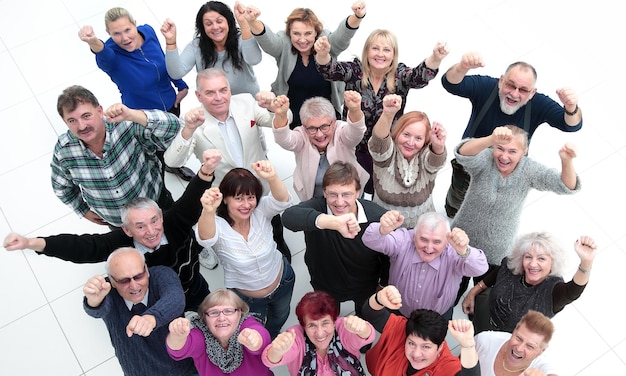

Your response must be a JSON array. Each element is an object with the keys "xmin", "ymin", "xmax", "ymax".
[{"xmin": 295, "ymin": 291, "xmax": 338, "ymax": 327}]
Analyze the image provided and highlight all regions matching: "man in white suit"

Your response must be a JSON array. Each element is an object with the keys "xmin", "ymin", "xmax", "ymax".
[{"xmin": 164, "ymin": 68, "xmax": 293, "ymax": 264}]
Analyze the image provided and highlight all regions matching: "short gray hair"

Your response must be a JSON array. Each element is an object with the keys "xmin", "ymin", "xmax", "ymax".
[{"xmin": 120, "ymin": 197, "xmax": 162, "ymax": 228}]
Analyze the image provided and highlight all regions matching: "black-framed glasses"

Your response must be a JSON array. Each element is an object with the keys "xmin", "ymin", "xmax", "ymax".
[
  {"xmin": 205, "ymin": 308, "xmax": 240, "ymax": 318},
  {"xmin": 109, "ymin": 265, "xmax": 147, "ymax": 286},
  {"xmin": 304, "ymin": 123, "xmax": 332, "ymax": 135}
]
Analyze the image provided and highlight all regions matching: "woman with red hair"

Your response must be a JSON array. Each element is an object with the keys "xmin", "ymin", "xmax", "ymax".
[
  {"xmin": 368, "ymin": 95, "xmax": 447, "ymax": 228},
  {"xmin": 262, "ymin": 291, "xmax": 375, "ymax": 375}
]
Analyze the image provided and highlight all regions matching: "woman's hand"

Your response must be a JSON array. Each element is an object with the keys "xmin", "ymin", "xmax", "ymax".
[
  {"xmin": 430, "ymin": 121, "xmax": 446, "ymax": 155},
  {"xmin": 314, "ymin": 36, "xmax": 331, "ymax": 65},
  {"xmin": 78, "ymin": 25, "xmax": 99, "ymax": 45},
  {"xmin": 252, "ymin": 160, "xmax": 277, "ymax": 181},
  {"xmin": 344, "ymin": 91, "xmax": 362, "ymax": 113},
  {"xmin": 559, "ymin": 142, "xmax": 578, "ymax": 161},
  {"xmin": 344, "ymin": 315, "xmax": 372, "ymax": 338},
  {"xmin": 200, "ymin": 187, "xmax": 223, "ymax": 213},
  {"xmin": 168, "ymin": 317, "xmax": 191, "ymax": 338},
  {"xmin": 267, "ymin": 329, "xmax": 296, "ymax": 364},
  {"xmin": 491, "ymin": 126, "xmax": 514, "ymax": 145},
  {"xmin": 574, "ymin": 236, "xmax": 598, "ymax": 263},
  {"xmin": 160, "ymin": 19, "xmax": 177, "ymax": 43},
  {"xmin": 242, "ymin": 4, "xmax": 261, "ymax": 23},
  {"xmin": 462, "ymin": 293, "xmax": 476, "ymax": 315},
  {"xmin": 377, "ymin": 285, "xmax": 403, "ymax": 310},
  {"xmin": 382, "ymin": 95, "xmax": 402, "ymax": 115},
  {"xmin": 351, "ymin": 1, "xmax": 366, "ymax": 18},
  {"xmin": 238, "ymin": 328, "xmax": 264, "ymax": 351}
]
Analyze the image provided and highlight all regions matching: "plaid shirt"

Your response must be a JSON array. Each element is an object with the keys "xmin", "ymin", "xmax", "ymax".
[{"xmin": 51, "ymin": 110, "xmax": 181, "ymax": 226}]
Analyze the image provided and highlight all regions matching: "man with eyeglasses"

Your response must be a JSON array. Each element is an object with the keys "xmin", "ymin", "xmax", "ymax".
[
  {"xmin": 441, "ymin": 52, "xmax": 583, "ymax": 219},
  {"xmin": 272, "ymin": 91, "xmax": 369, "ymax": 202},
  {"xmin": 282, "ymin": 161, "xmax": 388, "ymax": 320},
  {"xmin": 3, "ymin": 150, "xmax": 221, "ymax": 312},
  {"xmin": 83, "ymin": 247, "xmax": 196, "ymax": 376},
  {"xmin": 164, "ymin": 67, "xmax": 293, "ymax": 263}
]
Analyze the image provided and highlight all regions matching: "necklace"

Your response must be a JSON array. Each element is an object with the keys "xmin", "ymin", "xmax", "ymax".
[
  {"xmin": 502, "ymin": 358, "xmax": 528, "ymax": 373},
  {"xmin": 520, "ymin": 275, "xmax": 533, "ymax": 288}
]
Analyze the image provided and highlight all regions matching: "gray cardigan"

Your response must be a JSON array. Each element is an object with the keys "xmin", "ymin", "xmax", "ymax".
[{"xmin": 252, "ymin": 17, "xmax": 357, "ymax": 113}]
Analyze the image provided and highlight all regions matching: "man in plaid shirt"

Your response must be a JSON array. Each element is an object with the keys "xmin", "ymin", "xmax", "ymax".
[{"xmin": 51, "ymin": 85, "xmax": 181, "ymax": 227}]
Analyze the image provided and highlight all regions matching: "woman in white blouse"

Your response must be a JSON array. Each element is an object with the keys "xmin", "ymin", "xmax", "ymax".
[{"xmin": 195, "ymin": 160, "xmax": 294, "ymax": 339}]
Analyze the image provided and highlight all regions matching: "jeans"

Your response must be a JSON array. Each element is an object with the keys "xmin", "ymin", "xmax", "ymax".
[{"xmin": 232, "ymin": 256, "xmax": 295, "ymax": 339}]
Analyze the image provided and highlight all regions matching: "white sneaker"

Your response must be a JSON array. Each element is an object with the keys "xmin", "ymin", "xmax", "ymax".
[{"xmin": 199, "ymin": 248, "xmax": 219, "ymax": 270}]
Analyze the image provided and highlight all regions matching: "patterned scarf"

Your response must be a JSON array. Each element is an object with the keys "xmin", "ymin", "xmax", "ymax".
[
  {"xmin": 298, "ymin": 329, "xmax": 365, "ymax": 376},
  {"xmin": 189, "ymin": 312, "xmax": 255, "ymax": 373}
]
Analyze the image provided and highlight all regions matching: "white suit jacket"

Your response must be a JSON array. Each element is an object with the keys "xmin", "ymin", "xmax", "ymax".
[{"xmin": 164, "ymin": 93, "xmax": 289, "ymax": 191}]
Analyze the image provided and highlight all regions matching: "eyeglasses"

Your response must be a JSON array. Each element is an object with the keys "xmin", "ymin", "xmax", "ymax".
[
  {"xmin": 325, "ymin": 191, "xmax": 355, "ymax": 200},
  {"xmin": 109, "ymin": 266, "xmax": 147, "ymax": 286},
  {"xmin": 205, "ymin": 308, "xmax": 240, "ymax": 318},
  {"xmin": 503, "ymin": 81, "xmax": 533, "ymax": 95},
  {"xmin": 304, "ymin": 123, "xmax": 332, "ymax": 135}
]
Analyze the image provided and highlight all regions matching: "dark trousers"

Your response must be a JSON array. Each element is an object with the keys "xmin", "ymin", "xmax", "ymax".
[
  {"xmin": 355, "ymin": 148, "xmax": 374, "ymax": 195},
  {"xmin": 445, "ymin": 158, "xmax": 471, "ymax": 218},
  {"xmin": 271, "ymin": 214, "xmax": 291, "ymax": 263}
]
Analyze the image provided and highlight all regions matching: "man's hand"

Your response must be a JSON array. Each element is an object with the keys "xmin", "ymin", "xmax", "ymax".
[
  {"xmin": 3, "ymin": 232, "xmax": 29, "ymax": 251},
  {"xmin": 379, "ymin": 210, "xmax": 404, "ymax": 235},
  {"xmin": 335, "ymin": 213, "xmax": 361, "ymax": 239},
  {"xmin": 459, "ymin": 51, "xmax": 484, "ymax": 71},
  {"xmin": 84, "ymin": 210, "xmax": 109, "ymax": 226},
  {"xmin": 126, "ymin": 314, "xmax": 157, "ymax": 337},
  {"xmin": 447, "ymin": 227, "xmax": 469, "ymax": 256},
  {"xmin": 183, "ymin": 107, "xmax": 206, "ymax": 132},
  {"xmin": 83, "ymin": 275, "xmax": 111, "ymax": 307}
]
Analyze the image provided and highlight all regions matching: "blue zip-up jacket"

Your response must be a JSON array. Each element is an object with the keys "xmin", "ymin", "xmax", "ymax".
[{"xmin": 95, "ymin": 24, "xmax": 188, "ymax": 110}]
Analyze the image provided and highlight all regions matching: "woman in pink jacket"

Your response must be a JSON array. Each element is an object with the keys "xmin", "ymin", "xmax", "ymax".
[
  {"xmin": 272, "ymin": 90, "xmax": 369, "ymax": 201},
  {"xmin": 262, "ymin": 290, "xmax": 375, "ymax": 375}
]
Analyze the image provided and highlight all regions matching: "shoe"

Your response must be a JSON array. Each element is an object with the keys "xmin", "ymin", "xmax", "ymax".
[
  {"xmin": 444, "ymin": 203, "xmax": 457, "ymax": 219},
  {"xmin": 359, "ymin": 343, "xmax": 372, "ymax": 354},
  {"xmin": 165, "ymin": 165, "xmax": 195, "ymax": 181},
  {"xmin": 199, "ymin": 248, "xmax": 219, "ymax": 270}
]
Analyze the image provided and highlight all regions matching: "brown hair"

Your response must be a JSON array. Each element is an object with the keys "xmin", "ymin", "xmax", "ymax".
[
  {"xmin": 285, "ymin": 8, "xmax": 323, "ymax": 55},
  {"xmin": 322, "ymin": 161, "xmax": 361, "ymax": 191},
  {"xmin": 390, "ymin": 111, "xmax": 432, "ymax": 147},
  {"xmin": 516, "ymin": 310, "xmax": 554, "ymax": 348}
]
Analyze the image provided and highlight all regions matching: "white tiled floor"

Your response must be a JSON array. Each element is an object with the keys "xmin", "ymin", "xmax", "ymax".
[{"xmin": 0, "ymin": 0, "xmax": 624, "ymax": 375}]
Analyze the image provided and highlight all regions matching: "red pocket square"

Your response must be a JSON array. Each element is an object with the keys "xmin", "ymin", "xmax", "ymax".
[{"xmin": 250, "ymin": 120, "xmax": 256, "ymax": 127}]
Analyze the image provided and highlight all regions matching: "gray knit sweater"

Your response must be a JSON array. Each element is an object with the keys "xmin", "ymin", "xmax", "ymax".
[{"xmin": 451, "ymin": 141, "xmax": 581, "ymax": 264}]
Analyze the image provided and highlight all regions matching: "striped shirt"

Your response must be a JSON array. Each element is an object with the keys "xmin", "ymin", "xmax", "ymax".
[{"xmin": 51, "ymin": 110, "xmax": 180, "ymax": 226}]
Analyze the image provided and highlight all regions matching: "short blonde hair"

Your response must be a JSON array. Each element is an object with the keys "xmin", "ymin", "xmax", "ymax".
[{"xmin": 105, "ymin": 7, "xmax": 136, "ymax": 32}]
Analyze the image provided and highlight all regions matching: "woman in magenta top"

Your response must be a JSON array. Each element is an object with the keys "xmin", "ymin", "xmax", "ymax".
[
  {"xmin": 262, "ymin": 290, "xmax": 375, "ymax": 375},
  {"xmin": 167, "ymin": 289, "xmax": 272, "ymax": 376}
]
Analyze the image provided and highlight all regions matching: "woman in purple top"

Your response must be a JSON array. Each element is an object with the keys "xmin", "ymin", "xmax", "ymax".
[
  {"xmin": 262, "ymin": 291, "xmax": 375, "ymax": 376},
  {"xmin": 166, "ymin": 288, "xmax": 272, "ymax": 376}
]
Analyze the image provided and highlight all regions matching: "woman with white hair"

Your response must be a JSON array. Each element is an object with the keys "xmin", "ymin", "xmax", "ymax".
[{"xmin": 462, "ymin": 232, "xmax": 598, "ymax": 333}]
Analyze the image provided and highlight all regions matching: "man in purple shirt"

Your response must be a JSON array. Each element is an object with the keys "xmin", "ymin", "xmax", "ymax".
[{"xmin": 362, "ymin": 211, "xmax": 488, "ymax": 320}]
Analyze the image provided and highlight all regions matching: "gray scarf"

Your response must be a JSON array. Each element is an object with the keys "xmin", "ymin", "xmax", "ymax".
[{"xmin": 189, "ymin": 312, "xmax": 256, "ymax": 373}]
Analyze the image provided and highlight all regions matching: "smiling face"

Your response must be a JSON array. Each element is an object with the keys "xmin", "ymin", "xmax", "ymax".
[
  {"xmin": 62, "ymin": 102, "xmax": 106, "ymax": 150},
  {"xmin": 492, "ymin": 135, "xmax": 526, "ymax": 177},
  {"xmin": 366, "ymin": 37, "xmax": 395, "ymax": 73},
  {"xmin": 106, "ymin": 17, "xmax": 141, "ymax": 52},
  {"xmin": 413, "ymin": 221, "xmax": 448, "ymax": 263},
  {"xmin": 404, "ymin": 334, "xmax": 441, "ymax": 370},
  {"xmin": 395, "ymin": 121, "xmax": 427, "ymax": 161},
  {"xmin": 224, "ymin": 193, "xmax": 257, "ymax": 224},
  {"xmin": 196, "ymin": 74, "xmax": 231, "ymax": 121},
  {"xmin": 522, "ymin": 247, "xmax": 553, "ymax": 285},
  {"xmin": 289, "ymin": 20, "xmax": 317, "ymax": 55},
  {"xmin": 498, "ymin": 65, "xmax": 537, "ymax": 115},
  {"xmin": 303, "ymin": 314, "xmax": 335, "ymax": 353},
  {"xmin": 202, "ymin": 10, "xmax": 229, "ymax": 47},
  {"xmin": 108, "ymin": 251, "xmax": 149, "ymax": 304},
  {"xmin": 122, "ymin": 207, "xmax": 164, "ymax": 250},
  {"xmin": 305, "ymin": 117, "xmax": 335, "ymax": 151},
  {"xmin": 323, "ymin": 182, "xmax": 359, "ymax": 216},
  {"xmin": 204, "ymin": 304, "xmax": 242, "ymax": 344},
  {"xmin": 503, "ymin": 323, "xmax": 548, "ymax": 370}
]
